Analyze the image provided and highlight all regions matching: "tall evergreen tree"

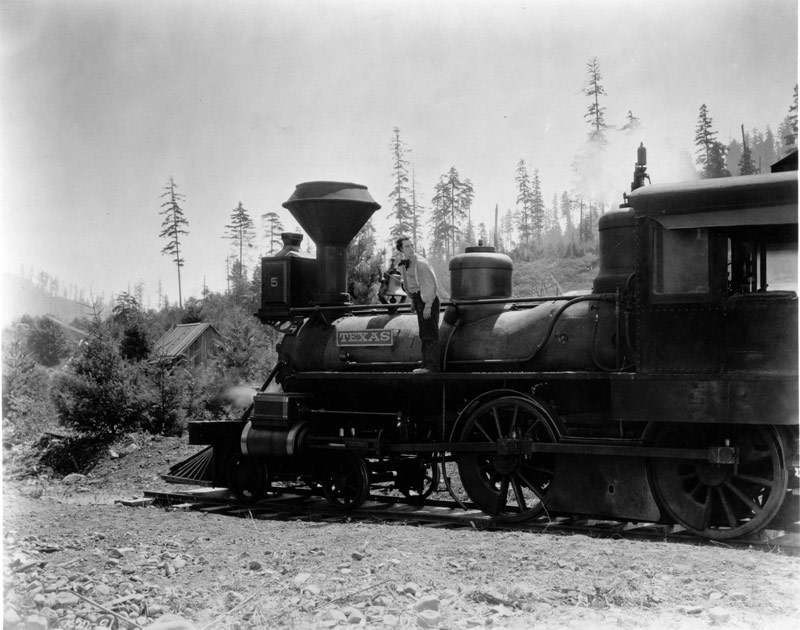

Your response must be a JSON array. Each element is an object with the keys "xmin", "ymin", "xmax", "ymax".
[
  {"xmin": 514, "ymin": 159, "xmax": 533, "ymax": 248},
  {"xmin": 738, "ymin": 126, "xmax": 758, "ymax": 176},
  {"xmin": 560, "ymin": 192, "xmax": 574, "ymax": 238},
  {"xmin": 727, "ymin": 139, "xmax": 743, "ymax": 176},
  {"xmin": 429, "ymin": 167, "xmax": 473, "ymax": 259},
  {"xmin": 410, "ymin": 168, "xmax": 424, "ymax": 247},
  {"xmin": 762, "ymin": 127, "xmax": 778, "ymax": 166},
  {"xmin": 224, "ymin": 202, "xmax": 256, "ymax": 289},
  {"xmin": 584, "ymin": 57, "xmax": 608, "ymax": 143},
  {"xmin": 574, "ymin": 196, "xmax": 589, "ymax": 247},
  {"xmin": 388, "ymin": 127, "xmax": 414, "ymax": 241},
  {"xmin": 550, "ymin": 193, "xmax": 561, "ymax": 238},
  {"xmin": 429, "ymin": 180, "xmax": 452, "ymax": 260},
  {"xmin": 457, "ymin": 177, "xmax": 475, "ymax": 250},
  {"xmin": 695, "ymin": 104, "xmax": 730, "ymax": 178},
  {"xmin": 531, "ymin": 169, "xmax": 546, "ymax": 243},
  {"xmin": 707, "ymin": 142, "xmax": 732, "ymax": 178},
  {"xmin": 159, "ymin": 177, "xmax": 189, "ymax": 308},
  {"xmin": 262, "ymin": 211, "xmax": 284, "ymax": 254},
  {"xmin": 776, "ymin": 85, "xmax": 798, "ymax": 149}
]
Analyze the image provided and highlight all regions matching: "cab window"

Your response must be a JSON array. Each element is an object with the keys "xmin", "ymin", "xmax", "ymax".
[
  {"xmin": 727, "ymin": 227, "xmax": 798, "ymax": 295},
  {"xmin": 652, "ymin": 227, "xmax": 710, "ymax": 295}
]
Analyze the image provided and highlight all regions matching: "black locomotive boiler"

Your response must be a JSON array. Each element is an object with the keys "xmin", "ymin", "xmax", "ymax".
[{"xmin": 181, "ymin": 150, "xmax": 799, "ymax": 541}]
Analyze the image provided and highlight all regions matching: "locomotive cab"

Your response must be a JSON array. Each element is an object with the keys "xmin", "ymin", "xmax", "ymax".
[{"xmin": 626, "ymin": 170, "xmax": 798, "ymax": 375}]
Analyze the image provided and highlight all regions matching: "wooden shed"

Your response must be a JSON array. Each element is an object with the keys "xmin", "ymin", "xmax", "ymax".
[{"xmin": 152, "ymin": 323, "xmax": 222, "ymax": 366}]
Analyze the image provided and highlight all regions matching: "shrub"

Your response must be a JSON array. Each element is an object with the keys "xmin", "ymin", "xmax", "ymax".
[
  {"xmin": 2, "ymin": 321, "xmax": 61, "ymax": 443},
  {"xmin": 213, "ymin": 304, "xmax": 275, "ymax": 383},
  {"xmin": 25, "ymin": 316, "xmax": 68, "ymax": 367},
  {"xmin": 142, "ymin": 358, "xmax": 189, "ymax": 436},
  {"xmin": 51, "ymin": 322, "xmax": 146, "ymax": 438},
  {"xmin": 119, "ymin": 325, "xmax": 151, "ymax": 361},
  {"xmin": 181, "ymin": 364, "xmax": 235, "ymax": 422},
  {"xmin": 2, "ymin": 364, "xmax": 59, "ymax": 445}
]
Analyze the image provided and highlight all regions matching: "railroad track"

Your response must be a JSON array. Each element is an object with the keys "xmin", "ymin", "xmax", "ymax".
[{"xmin": 140, "ymin": 486, "xmax": 800, "ymax": 554}]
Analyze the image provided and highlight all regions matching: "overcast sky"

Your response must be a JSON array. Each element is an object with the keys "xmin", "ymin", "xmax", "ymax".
[{"xmin": 1, "ymin": 0, "xmax": 797, "ymax": 308}]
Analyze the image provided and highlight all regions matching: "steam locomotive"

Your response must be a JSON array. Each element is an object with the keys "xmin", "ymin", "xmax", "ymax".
[{"xmin": 177, "ymin": 146, "xmax": 799, "ymax": 540}]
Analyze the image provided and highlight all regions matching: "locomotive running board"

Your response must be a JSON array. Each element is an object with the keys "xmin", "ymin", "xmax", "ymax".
[{"xmin": 384, "ymin": 441, "xmax": 715, "ymax": 461}]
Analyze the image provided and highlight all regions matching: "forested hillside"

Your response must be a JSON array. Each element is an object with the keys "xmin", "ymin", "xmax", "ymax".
[{"xmin": 1, "ymin": 273, "xmax": 101, "ymax": 327}]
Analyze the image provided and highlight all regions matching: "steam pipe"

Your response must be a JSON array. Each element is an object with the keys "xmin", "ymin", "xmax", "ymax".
[
  {"xmin": 286, "ymin": 293, "xmax": 581, "ymax": 316},
  {"xmin": 239, "ymin": 360, "xmax": 284, "ymax": 421}
]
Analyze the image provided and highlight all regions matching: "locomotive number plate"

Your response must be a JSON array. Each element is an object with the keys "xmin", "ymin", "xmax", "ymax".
[{"xmin": 336, "ymin": 329, "xmax": 397, "ymax": 347}]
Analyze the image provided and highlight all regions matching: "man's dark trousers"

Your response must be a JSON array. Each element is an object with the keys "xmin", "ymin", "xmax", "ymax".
[{"xmin": 410, "ymin": 292, "xmax": 440, "ymax": 372}]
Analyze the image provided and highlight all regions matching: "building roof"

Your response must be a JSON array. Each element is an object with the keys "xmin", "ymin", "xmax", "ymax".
[{"xmin": 153, "ymin": 322, "xmax": 220, "ymax": 358}]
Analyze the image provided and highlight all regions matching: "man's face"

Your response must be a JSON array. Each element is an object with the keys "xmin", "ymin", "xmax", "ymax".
[{"xmin": 401, "ymin": 239, "xmax": 415, "ymax": 258}]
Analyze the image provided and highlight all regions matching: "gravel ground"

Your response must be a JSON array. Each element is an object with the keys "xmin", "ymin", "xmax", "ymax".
[{"xmin": 3, "ymin": 433, "xmax": 800, "ymax": 630}]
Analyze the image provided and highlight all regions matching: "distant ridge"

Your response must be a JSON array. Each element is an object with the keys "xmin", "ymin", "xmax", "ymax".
[{"xmin": 1, "ymin": 273, "xmax": 100, "ymax": 327}]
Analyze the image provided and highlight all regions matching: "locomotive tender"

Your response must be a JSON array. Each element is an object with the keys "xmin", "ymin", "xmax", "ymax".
[{"xmin": 182, "ymin": 147, "xmax": 799, "ymax": 540}]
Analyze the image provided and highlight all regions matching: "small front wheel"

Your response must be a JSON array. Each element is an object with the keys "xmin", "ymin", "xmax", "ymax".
[
  {"xmin": 396, "ymin": 456, "xmax": 440, "ymax": 504},
  {"xmin": 320, "ymin": 454, "xmax": 370, "ymax": 511},
  {"xmin": 226, "ymin": 453, "xmax": 268, "ymax": 501}
]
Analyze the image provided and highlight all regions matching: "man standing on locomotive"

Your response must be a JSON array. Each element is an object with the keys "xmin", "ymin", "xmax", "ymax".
[{"xmin": 395, "ymin": 236, "xmax": 441, "ymax": 373}]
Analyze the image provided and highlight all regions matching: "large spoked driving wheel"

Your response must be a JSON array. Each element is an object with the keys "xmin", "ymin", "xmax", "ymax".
[
  {"xmin": 456, "ymin": 396, "xmax": 557, "ymax": 522},
  {"xmin": 648, "ymin": 423, "xmax": 788, "ymax": 539},
  {"xmin": 226, "ymin": 453, "xmax": 268, "ymax": 501},
  {"xmin": 321, "ymin": 454, "xmax": 370, "ymax": 511}
]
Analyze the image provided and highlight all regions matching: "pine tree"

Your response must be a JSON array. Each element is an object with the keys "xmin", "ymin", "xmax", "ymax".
[
  {"xmin": 620, "ymin": 110, "xmax": 641, "ymax": 134},
  {"xmin": 159, "ymin": 177, "xmax": 189, "ymax": 308},
  {"xmin": 762, "ymin": 127, "xmax": 778, "ymax": 166},
  {"xmin": 262, "ymin": 211, "xmax": 284, "ymax": 254},
  {"xmin": 777, "ymin": 85, "xmax": 798, "ymax": 149},
  {"xmin": 429, "ymin": 166, "xmax": 472, "ymax": 259},
  {"xmin": 429, "ymin": 179, "xmax": 452, "ymax": 260},
  {"xmin": 695, "ymin": 104, "xmax": 729, "ymax": 178},
  {"xmin": 410, "ymin": 169, "xmax": 424, "ymax": 247},
  {"xmin": 560, "ymin": 192, "xmax": 574, "ymax": 238},
  {"xmin": 224, "ymin": 202, "xmax": 256, "ymax": 291},
  {"xmin": 477, "ymin": 222, "xmax": 488, "ymax": 243},
  {"xmin": 727, "ymin": 139, "xmax": 743, "ymax": 175},
  {"xmin": 584, "ymin": 57, "xmax": 608, "ymax": 143},
  {"xmin": 457, "ymin": 177, "xmax": 475, "ymax": 251},
  {"xmin": 388, "ymin": 127, "xmax": 414, "ymax": 241},
  {"xmin": 738, "ymin": 126, "xmax": 758, "ymax": 176},
  {"xmin": 347, "ymin": 220, "xmax": 382, "ymax": 304},
  {"xmin": 531, "ymin": 169, "xmax": 546, "ymax": 244},
  {"xmin": 707, "ymin": 142, "xmax": 731, "ymax": 178},
  {"xmin": 514, "ymin": 159, "xmax": 533, "ymax": 249},
  {"xmin": 550, "ymin": 193, "xmax": 561, "ymax": 238}
]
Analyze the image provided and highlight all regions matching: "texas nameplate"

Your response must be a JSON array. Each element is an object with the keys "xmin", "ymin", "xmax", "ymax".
[{"xmin": 336, "ymin": 329, "xmax": 397, "ymax": 347}]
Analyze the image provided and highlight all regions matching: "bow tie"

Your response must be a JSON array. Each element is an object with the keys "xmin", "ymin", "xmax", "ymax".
[{"xmin": 398, "ymin": 260, "xmax": 410, "ymax": 268}]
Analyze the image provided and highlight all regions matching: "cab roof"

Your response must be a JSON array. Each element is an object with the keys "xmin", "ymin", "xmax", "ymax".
[{"xmin": 622, "ymin": 170, "xmax": 797, "ymax": 228}]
